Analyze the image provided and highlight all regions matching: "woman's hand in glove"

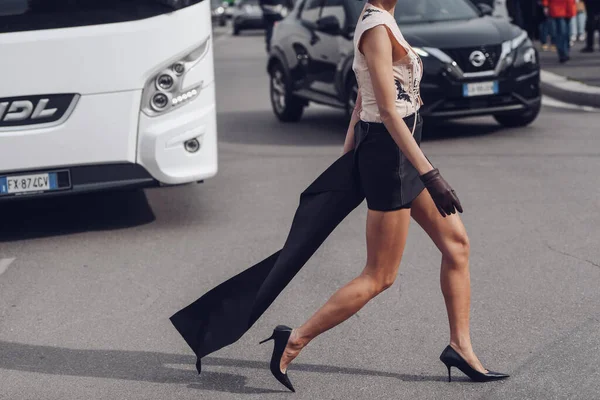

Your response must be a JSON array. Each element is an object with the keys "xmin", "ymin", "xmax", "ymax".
[{"xmin": 419, "ymin": 168, "xmax": 463, "ymax": 217}]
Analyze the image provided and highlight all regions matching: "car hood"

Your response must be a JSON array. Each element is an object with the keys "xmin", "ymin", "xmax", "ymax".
[{"xmin": 400, "ymin": 16, "xmax": 523, "ymax": 49}]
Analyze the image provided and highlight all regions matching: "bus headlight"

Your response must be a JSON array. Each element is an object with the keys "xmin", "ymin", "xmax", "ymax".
[
  {"xmin": 172, "ymin": 62, "xmax": 186, "ymax": 75},
  {"xmin": 156, "ymin": 73, "xmax": 175, "ymax": 90},
  {"xmin": 142, "ymin": 37, "xmax": 210, "ymax": 117},
  {"xmin": 151, "ymin": 93, "xmax": 170, "ymax": 111}
]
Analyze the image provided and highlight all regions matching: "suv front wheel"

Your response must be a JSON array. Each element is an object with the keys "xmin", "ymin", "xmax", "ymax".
[
  {"xmin": 345, "ymin": 77, "xmax": 358, "ymax": 120},
  {"xmin": 269, "ymin": 63, "xmax": 304, "ymax": 122},
  {"xmin": 493, "ymin": 101, "xmax": 541, "ymax": 128}
]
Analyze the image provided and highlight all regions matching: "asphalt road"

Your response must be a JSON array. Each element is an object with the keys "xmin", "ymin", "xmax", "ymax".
[{"xmin": 1, "ymin": 26, "xmax": 600, "ymax": 400}]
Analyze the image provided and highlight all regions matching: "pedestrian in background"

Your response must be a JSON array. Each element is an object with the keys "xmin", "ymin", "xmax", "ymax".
[
  {"xmin": 537, "ymin": 0, "xmax": 553, "ymax": 50},
  {"xmin": 524, "ymin": 0, "xmax": 542, "ymax": 39},
  {"xmin": 507, "ymin": 0, "xmax": 526, "ymax": 28},
  {"xmin": 543, "ymin": 0, "xmax": 577, "ymax": 62},
  {"xmin": 260, "ymin": 0, "xmax": 293, "ymax": 52},
  {"xmin": 571, "ymin": 0, "xmax": 587, "ymax": 43},
  {"xmin": 581, "ymin": 0, "xmax": 600, "ymax": 51}
]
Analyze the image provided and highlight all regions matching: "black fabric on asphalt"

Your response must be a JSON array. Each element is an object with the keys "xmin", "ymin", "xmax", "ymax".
[{"xmin": 170, "ymin": 151, "xmax": 365, "ymax": 374}]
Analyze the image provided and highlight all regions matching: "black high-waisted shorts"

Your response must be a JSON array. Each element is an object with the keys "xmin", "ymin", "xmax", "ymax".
[{"xmin": 354, "ymin": 113, "xmax": 426, "ymax": 211}]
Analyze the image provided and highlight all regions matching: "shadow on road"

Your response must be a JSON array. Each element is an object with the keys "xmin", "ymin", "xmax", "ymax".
[
  {"xmin": 0, "ymin": 341, "xmax": 452, "ymax": 394},
  {"xmin": 424, "ymin": 119, "xmax": 507, "ymax": 141},
  {"xmin": 233, "ymin": 30, "xmax": 265, "ymax": 37},
  {"xmin": 0, "ymin": 189, "xmax": 155, "ymax": 243},
  {"xmin": 217, "ymin": 109, "xmax": 507, "ymax": 147}
]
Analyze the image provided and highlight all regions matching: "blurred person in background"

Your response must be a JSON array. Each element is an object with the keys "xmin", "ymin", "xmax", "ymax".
[
  {"xmin": 581, "ymin": 0, "xmax": 600, "ymax": 51},
  {"xmin": 260, "ymin": 0, "xmax": 293, "ymax": 52},
  {"xmin": 538, "ymin": 0, "xmax": 555, "ymax": 50},
  {"xmin": 508, "ymin": 0, "xmax": 539, "ymax": 39},
  {"xmin": 571, "ymin": 0, "xmax": 587, "ymax": 43},
  {"xmin": 507, "ymin": 0, "xmax": 525, "ymax": 28},
  {"xmin": 524, "ymin": 0, "xmax": 542, "ymax": 39},
  {"xmin": 543, "ymin": 0, "xmax": 577, "ymax": 62}
]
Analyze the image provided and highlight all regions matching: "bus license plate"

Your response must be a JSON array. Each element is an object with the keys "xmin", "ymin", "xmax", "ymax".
[
  {"xmin": 463, "ymin": 81, "xmax": 498, "ymax": 97},
  {"xmin": 0, "ymin": 172, "xmax": 57, "ymax": 195}
]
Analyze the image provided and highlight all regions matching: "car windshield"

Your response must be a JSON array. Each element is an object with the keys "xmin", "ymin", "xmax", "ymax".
[{"xmin": 350, "ymin": 0, "xmax": 479, "ymax": 26}]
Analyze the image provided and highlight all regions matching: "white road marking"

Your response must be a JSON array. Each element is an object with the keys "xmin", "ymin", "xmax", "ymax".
[
  {"xmin": 542, "ymin": 95, "xmax": 600, "ymax": 112},
  {"xmin": 0, "ymin": 258, "xmax": 15, "ymax": 276}
]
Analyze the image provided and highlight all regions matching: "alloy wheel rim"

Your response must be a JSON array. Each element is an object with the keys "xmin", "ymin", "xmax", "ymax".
[{"xmin": 271, "ymin": 70, "xmax": 286, "ymax": 113}]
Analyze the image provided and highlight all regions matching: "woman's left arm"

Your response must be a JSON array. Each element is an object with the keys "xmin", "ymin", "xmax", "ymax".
[{"xmin": 342, "ymin": 90, "xmax": 362, "ymax": 155}]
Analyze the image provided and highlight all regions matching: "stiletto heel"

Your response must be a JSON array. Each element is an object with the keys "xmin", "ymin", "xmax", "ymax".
[
  {"xmin": 439, "ymin": 345, "xmax": 509, "ymax": 383},
  {"xmin": 260, "ymin": 325, "xmax": 296, "ymax": 392},
  {"xmin": 259, "ymin": 334, "xmax": 274, "ymax": 344}
]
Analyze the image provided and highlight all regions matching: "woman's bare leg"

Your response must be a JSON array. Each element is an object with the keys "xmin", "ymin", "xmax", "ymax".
[
  {"xmin": 279, "ymin": 207, "xmax": 412, "ymax": 372},
  {"xmin": 410, "ymin": 189, "xmax": 487, "ymax": 373}
]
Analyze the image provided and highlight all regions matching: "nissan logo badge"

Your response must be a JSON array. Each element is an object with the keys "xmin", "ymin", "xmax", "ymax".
[{"xmin": 469, "ymin": 50, "xmax": 487, "ymax": 68}]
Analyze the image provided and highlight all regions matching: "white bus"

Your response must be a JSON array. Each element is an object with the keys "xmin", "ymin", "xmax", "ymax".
[{"xmin": 0, "ymin": 0, "xmax": 218, "ymax": 200}]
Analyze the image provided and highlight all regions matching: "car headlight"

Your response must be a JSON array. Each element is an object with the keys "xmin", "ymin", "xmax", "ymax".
[
  {"xmin": 141, "ymin": 38, "xmax": 210, "ymax": 117},
  {"xmin": 418, "ymin": 47, "xmax": 464, "ymax": 79},
  {"xmin": 498, "ymin": 31, "xmax": 536, "ymax": 71},
  {"xmin": 412, "ymin": 47, "xmax": 429, "ymax": 57},
  {"xmin": 514, "ymin": 42, "xmax": 537, "ymax": 66}
]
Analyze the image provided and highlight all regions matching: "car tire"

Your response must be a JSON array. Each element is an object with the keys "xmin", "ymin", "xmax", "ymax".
[
  {"xmin": 345, "ymin": 76, "xmax": 358, "ymax": 120},
  {"xmin": 269, "ymin": 63, "xmax": 304, "ymax": 122},
  {"xmin": 493, "ymin": 101, "xmax": 541, "ymax": 128},
  {"xmin": 233, "ymin": 24, "xmax": 240, "ymax": 35},
  {"xmin": 219, "ymin": 18, "xmax": 226, "ymax": 27}
]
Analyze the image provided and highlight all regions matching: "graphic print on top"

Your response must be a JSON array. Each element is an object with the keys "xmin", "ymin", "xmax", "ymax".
[{"xmin": 362, "ymin": 8, "xmax": 381, "ymax": 21}]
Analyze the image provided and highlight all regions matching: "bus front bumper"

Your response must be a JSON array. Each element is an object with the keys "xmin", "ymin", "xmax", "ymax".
[
  {"xmin": 137, "ymin": 81, "xmax": 218, "ymax": 185},
  {"xmin": 0, "ymin": 163, "xmax": 160, "ymax": 202}
]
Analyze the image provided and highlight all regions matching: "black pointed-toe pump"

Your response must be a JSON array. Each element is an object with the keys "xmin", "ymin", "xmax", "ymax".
[
  {"xmin": 260, "ymin": 325, "xmax": 296, "ymax": 392},
  {"xmin": 440, "ymin": 345, "xmax": 510, "ymax": 383}
]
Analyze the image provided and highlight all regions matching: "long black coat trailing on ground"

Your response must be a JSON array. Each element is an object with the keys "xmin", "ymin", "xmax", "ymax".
[{"xmin": 170, "ymin": 151, "xmax": 365, "ymax": 374}]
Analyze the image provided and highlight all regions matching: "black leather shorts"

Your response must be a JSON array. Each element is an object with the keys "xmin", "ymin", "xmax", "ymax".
[{"xmin": 354, "ymin": 113, "xmax": 426, "ymax": 211}]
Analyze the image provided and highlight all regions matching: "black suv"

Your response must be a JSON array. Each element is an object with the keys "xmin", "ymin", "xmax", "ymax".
[{"xmin": 267, "ymin": 0, "xmax": 541, "ymax": 128}]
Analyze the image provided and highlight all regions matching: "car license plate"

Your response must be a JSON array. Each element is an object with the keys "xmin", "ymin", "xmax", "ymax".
[
  {"xmin": 463, "ymin": 81, "xmax": 498, "ymax": 97},
  {"xmin": 0, "ymin": 172, "xmax": 60, "ymax": 195}
]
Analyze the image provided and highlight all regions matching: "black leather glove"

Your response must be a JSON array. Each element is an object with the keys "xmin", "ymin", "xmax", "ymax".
[{"xmin": 419, "ymin": 168, "xmax": 463, "ymax": 217}]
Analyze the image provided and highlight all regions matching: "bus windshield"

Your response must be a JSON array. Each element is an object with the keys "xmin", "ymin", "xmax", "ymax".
[{"xmin": 0, "ymin": 0, "xmax": 205, "ymax": 33}]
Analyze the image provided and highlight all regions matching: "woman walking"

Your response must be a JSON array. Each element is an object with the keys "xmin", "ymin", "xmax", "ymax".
[{"xmin": 259, "ymin": 0, "xmax": 509, "ymax": 392}]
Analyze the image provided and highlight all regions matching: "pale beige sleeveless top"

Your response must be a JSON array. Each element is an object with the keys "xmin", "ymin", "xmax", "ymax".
[{"xmin": 352, "ymin": 3, "xmax": 423, "ymax": 131}]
